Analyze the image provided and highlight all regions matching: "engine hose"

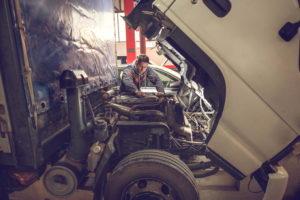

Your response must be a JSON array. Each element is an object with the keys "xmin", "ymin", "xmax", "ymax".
[
  {"xmin": 193, "ymin": 166, "xmax": 219, "ymax": 178},
  {"xmin": 187, "ymin": 161, "xmax": 212, "ymax": 170}
]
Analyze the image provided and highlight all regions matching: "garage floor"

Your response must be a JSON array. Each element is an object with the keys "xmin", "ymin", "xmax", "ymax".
[
  {"xmin": 9, "ymin": 174, "xmax": 263, "ymax": 200},
  {"xmin": 9, "ymin": 148, "xmax": 299, "ymax": 200}
]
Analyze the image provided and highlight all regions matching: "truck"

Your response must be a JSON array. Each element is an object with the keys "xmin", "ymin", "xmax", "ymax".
[{"xmin": 0, "ymin": 0, "xmax": 299, "ymax": 199}]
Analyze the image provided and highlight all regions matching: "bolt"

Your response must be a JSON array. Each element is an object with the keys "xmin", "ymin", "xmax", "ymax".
[{"xmin": 93, "ymin": 145, "xmax": 102, "ymax": 154}]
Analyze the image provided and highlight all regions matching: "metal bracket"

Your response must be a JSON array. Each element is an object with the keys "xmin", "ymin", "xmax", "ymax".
[
  {"xmin": 60, "ymin": 70, "xmax": 88, "ymax": 89},
  {"xmin": 263, "ymin": 165, "xmax": 288, "ymax": 200}
]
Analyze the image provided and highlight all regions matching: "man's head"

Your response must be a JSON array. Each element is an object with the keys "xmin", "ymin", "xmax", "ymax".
[{"xmin": 136, "ymin": 54, "xmax": 149, "ymax": 74}]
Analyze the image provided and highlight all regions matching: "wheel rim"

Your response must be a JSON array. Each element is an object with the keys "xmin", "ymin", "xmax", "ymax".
[{"xmin": 122, "ymin": 178, "xmax": 176, "ymax": 200}]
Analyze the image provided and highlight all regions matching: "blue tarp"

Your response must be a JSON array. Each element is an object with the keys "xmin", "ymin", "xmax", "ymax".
[{"xmin": 18, "ymin": 0, "xmax": 117, "ymax": 113}]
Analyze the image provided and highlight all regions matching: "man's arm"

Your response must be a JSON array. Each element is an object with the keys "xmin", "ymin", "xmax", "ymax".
[
  {"xmin": 147, "ymin": 68, "xmax": 165, "ymax": 93},
  {"xmin": 121, "ymin": 68, "xmax": 139, "ymax": 93}
]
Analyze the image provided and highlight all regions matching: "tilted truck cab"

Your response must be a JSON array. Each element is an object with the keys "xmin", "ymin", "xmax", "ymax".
[
  {"xmin": 124, "ymin": 0, "xmax": 300, "ymax": 198},
  {"xmin": 0, "ymin": 0, "xmax": 299, "ymax": 200}
]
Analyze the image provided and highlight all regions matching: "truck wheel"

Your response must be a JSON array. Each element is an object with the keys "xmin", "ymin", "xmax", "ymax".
[{"xmin": 104, "ymin": 149, "xmax": 199, "ymax": 200}]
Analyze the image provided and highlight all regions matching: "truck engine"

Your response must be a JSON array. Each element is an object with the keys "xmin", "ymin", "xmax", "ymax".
[{"xmin": 106, "ymin": 92, "xmax": 214, "ymax": 156}]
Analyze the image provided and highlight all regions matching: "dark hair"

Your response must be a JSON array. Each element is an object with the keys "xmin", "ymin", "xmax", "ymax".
[{"xmin": 136, "ymin": 54, "xmax": 149, "ymax": 64}]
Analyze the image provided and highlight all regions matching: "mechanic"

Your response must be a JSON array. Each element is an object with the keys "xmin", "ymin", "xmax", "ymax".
[{"xmin": 120, "ymin": 54, "xmax": 165, "ymax": 97}]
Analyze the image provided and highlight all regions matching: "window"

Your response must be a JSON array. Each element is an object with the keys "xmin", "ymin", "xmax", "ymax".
[{"xmin": 147, "ymin": 69, "xmax": 177, "ymax": 87}]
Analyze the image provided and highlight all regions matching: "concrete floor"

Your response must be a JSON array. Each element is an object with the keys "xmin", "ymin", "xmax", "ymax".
[
  {"xmin": 9, "ymin": 150, "xmax": 300, "ymax": 200},
  {"xmin": 9, "ymin": 172, "xmax": 263, "ymax": 200}
]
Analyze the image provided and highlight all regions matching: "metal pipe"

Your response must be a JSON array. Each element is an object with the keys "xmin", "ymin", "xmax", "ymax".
[
  {"xmin": 131, "ymin": 110, "xmax": 164, "ymax": 120},
  {"xmin": 84, "ymin": 95, "xmax": 96, "ymax": 124},
  {"xmin": 107, "ymin": 102, "xmax": 165, "ymax": 120},
  {"xmin": 106, "ymin": 102, "xmax": 131, "ymax": 117},
  {"xmin": 166, "ymin": 101, "xmax": 192, "ymax": 141},
  {"xmin": 100, "ymin": 89, "xmax": 116, "ymax": 102},
  {"xmin": 66, "ymin": 88, "xmax": 89, "ymax": 163}
]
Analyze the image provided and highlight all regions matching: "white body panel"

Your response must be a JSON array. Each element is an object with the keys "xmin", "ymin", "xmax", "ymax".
[
  {"xmin": 263, "ymin": 165, "xmax": 289, "ymax": 200},
  {"xmin": 154, "ymin": 0, "xmax": 300, "ymax": 175}
]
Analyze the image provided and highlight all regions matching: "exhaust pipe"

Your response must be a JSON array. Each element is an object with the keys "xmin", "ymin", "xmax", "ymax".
[{"xmin": 60, "ymin": 70, "xmax": 90, "ymax": 163}]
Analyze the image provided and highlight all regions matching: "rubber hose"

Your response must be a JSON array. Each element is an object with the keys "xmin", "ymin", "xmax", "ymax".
[{"xmin": 193, "ymin": 166, "xmax": 219, "ymax": 178}]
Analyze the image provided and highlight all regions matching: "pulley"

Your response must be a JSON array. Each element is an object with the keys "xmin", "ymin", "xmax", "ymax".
[{"xmin": 43, "ymin": 163, "xmax": 79, "ymax": 197}]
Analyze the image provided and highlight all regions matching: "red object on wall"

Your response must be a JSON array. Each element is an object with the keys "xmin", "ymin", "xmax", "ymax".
[
  {"xmin": 124, "ymin": 0, "xmax": 136, "ymax": 63},
  {"xmin": 139, "ymin": 27, "xmax": 146, "ymax": 55}
]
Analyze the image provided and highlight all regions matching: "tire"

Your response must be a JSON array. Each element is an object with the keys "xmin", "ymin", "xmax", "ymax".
[{"xmin": 104, "ymin": 149, "xmax": 199, "ymax": 200}]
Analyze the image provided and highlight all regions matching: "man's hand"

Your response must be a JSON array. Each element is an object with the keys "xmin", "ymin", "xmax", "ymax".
[
  {"xmin": 135, "ymin": 91, "xmax": 145, "ymax": 97},
  {"xmin": 157, "ymin": 92, "xmax": 164, "ymax": 95}
]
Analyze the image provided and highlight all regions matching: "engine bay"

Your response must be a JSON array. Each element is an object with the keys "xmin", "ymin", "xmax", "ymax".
[{"xmin": 93, "ymin": 91, "xmax": 216, "ymax": 158}]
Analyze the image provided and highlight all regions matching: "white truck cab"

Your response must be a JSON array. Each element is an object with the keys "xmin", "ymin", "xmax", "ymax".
[{"xmin": 124, "ymin": 0, "xmax": 300, "ymax": 199}]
